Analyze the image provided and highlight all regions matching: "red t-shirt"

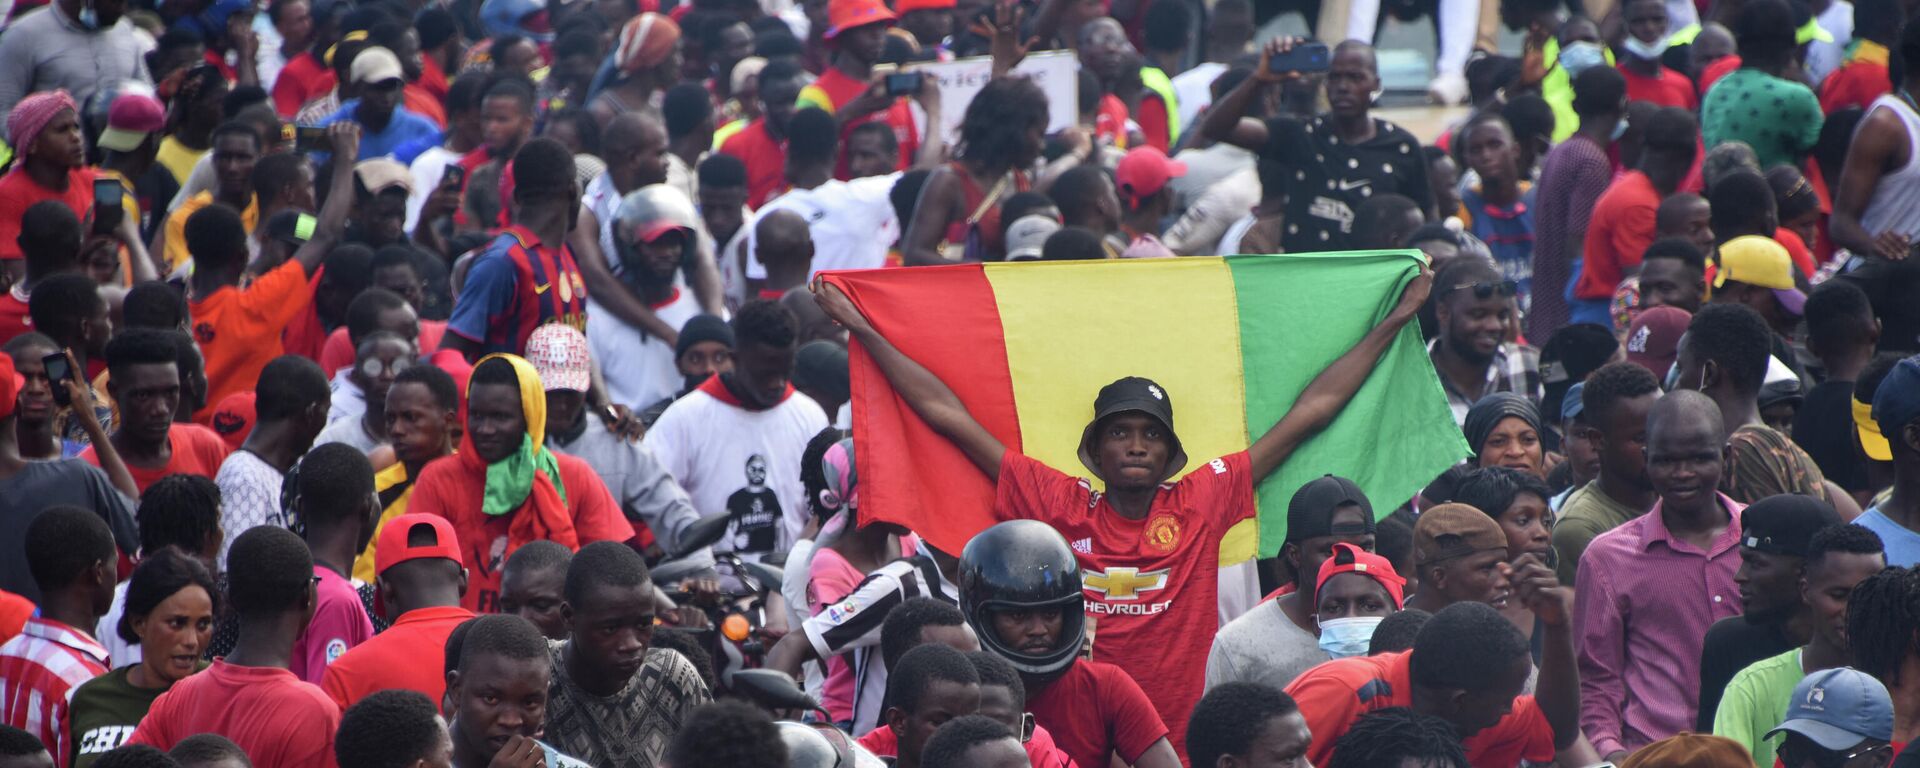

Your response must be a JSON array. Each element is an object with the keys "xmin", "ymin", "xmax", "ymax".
[
  {"xmin": 1820, "ymin": 60, "xmax": 1891, "ymax": 114},
  {"xmin": 1285, "ymin": 651, "xmax": 1555, "ymax": 768},
  {"xmin": 1095, "ymin": 94, "xmax": 1129, "ymax": 146},
  {"xmin": 128, "ymin": 659, "xmax": 341, "ymax": 768},
  {"xmin": 192, "ymin": 260, "xmax": 316, "ymax": 420},
  {"xmin": 718, "ymin": 119, "xmax": 788, "ymax": 209},
  {"xmin": 407, "ymin": 452, "xmax": 633, "ymax": 613},
  {"xmin": 1700, "ymin": 55, "xmax": 1742, "ymax": 96},
  {"xmin": 80, "ymin": 423, "xmax": 233, "ymax": 493},
  {"xmin": 320, "ymin": 605, "xmax": 475, "ymax": 710},
  {"xmin": 1026, "ymin": 660, "xmax": 1167, "ymax": 768},
  {"xmin": 318, "ymin": 320, "xmax": 447, "ymax": 374},
  {"xmin": 995, "ymin": 451, "xmax": 1254, "ymax": 759},
  {"xmin": 857, "ymin": 721, "xmax": 1078, "ymax": 768},
  {"xmin": 1577, "ymin": 170, "xmax": 1661, "ymax": 300},
  {"xmin": 1776, "ymin": 226, "xmax": 1818, "ymax": 276},
  {"xmin": 272, "ymin": 52, "xmax": 336, "ymax": 117},
  {"xmin": 0, "ymin": 289, "xmax": 30, "ymax": 347},
  {"xmin": 1620, "ymin": 65, "xmax": 1698, "ymax": 110},
  {"xmin": 280, "ymin": 270, "xmax": 329, "ymax": 363},
  {"xmin": 0, "ymin": 167, "xmax": 95, "ymax": 260},
  {"xmin": 1138, "ymin": 95, "xmax": 1172, "ymax": 152}
]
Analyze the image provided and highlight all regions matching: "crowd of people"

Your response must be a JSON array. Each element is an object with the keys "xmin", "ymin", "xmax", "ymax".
[{"xmin": 1, "ymin": 0, "xmax": 1919, "ymax": 763}]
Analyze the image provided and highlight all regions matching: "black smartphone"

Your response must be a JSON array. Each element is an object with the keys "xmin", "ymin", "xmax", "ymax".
[
  {"xmin": 885, "ymin": 71, "xmax": 924, "ymax": 97},
  {"xmin": 91, "ymin": 178, "xmax": 122, "ymax": 235},
  {"xmin": 1268, "ymin": 41, "xmax": 1331, "ymax": 74},
  {"xmin": 440, "ymin": 163, "xmax": 466, "ymax": 190},
  {"xmin": 282, "ymin": 123, "xmax": 329, "ymax": 152},
  {"xmin": 42, "ymin": 351, "xmax": 71, "ymax": 408}
]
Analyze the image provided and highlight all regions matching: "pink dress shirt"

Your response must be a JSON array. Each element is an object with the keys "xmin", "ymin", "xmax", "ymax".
[{"xmin": 1573, "ymin": 493, "xmax": 1746, "ymax": 757}]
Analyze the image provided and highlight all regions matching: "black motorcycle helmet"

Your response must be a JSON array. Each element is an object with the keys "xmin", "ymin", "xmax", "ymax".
[{"xmin": 959, "ymin": 520, "xmax": 1085, "ymax": 681}]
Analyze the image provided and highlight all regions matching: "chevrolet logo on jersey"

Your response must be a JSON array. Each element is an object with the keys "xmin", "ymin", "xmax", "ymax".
[{"xmin": 1084, "ymin": 567, "xmax": 1170, "ymax": 600}]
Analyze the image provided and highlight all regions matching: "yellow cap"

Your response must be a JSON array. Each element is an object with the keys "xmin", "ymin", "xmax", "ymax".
[
  {"xmin": 1856, "ymin": 397, "xmax": 1893, "ymax": 461},
  {"xmin": 1715, "ymin": 235, "xmax": 1796, "ymax": 290}
]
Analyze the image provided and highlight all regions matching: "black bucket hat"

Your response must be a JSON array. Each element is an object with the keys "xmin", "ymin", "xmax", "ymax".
[{"xmin": 1077, "ymin": 376, "xmax": 1187, "ymax": 480}]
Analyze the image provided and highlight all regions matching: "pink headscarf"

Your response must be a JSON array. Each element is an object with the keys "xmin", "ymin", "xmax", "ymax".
[{"xmin": 8, "ymin": 90, "xmax": 77, "ymax": 155}]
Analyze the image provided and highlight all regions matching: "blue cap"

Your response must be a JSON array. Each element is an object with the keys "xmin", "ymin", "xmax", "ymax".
[
  {"xmin": 1767, "ymin": 667, "xmax": 1894, "ymax": 749},
  {"xmin": 1561, "ymin": 382, "xmax": 1586, "ymax": 424},
  {"xmin": 1872, "ymin": 356, "xmax": 1920, "ymax": 447}
]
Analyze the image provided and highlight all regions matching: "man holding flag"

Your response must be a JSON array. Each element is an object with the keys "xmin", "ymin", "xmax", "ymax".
[{"xmin": 811, "ymin": 262, "xmax": 1433, "ymax": 756}]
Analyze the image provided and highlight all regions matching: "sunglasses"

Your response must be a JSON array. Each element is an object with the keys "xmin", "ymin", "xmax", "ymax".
[
  {"xmin": 1778, "ymin": 739, "xmax": 1890, "ymax": 768},
  {"xmin": 1444, "ymin": 280, "xmax": 1519, "ymax": 300}
]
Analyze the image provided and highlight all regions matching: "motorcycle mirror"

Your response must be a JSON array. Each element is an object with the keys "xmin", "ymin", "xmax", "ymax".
[
  {"xmin": 731, "ymin": 669, "xmax": 823, "ymax": 713},
  {"xmin": 671, "ymin": 513, "xmax": 733, "ymax": 560},
  {"xmin": 742, "ymin": 561, "xmax": 785, "ymax": 592}
]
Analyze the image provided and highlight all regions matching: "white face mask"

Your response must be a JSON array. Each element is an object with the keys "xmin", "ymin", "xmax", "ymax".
[
  {"xmin": 1558, "ymin": 41, "xmax": 1607, "ymax": 77},
  {"xmin": 1317, "ymin": 615, "xmax": 1385, "ymax": 659},
  {"xmin": 1623, "ymin": 35, "xmax": 1671, "ymax": 61}
]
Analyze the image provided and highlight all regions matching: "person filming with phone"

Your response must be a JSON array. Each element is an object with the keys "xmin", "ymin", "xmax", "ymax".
[{"xmin": 1196, "ymin": 38, "xmax": 1434, "ymax": 255}]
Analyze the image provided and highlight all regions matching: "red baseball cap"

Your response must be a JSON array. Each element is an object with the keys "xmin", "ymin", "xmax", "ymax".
[
  {"xmin": 375, "ymin": 513, "xmax": 463, "ymax": 575},
  {"xmin": 896, "ymin": 0, "xmax": 956, "ymax": 12},
  {"xmin": 0, "ymin": 351, "xmax": 24, "ymax": 421},
  {"xmin": 209, "ymin": 391, "xmax": 256, "ymax": 452},
  {"xmin": 825, "ymin": 0, "xmax": 895, "ymax": 38},
  {"xmin": 1625, "ymin": 305, "xmax": 1691, "ymax": 377},
  {"xmin": 1115, "ymin": 146, "xmax": 1187, "ymax": 205},
  {"xmin": 1316, "ymin": 542, "xmax": 1406, "ymax": 609}
]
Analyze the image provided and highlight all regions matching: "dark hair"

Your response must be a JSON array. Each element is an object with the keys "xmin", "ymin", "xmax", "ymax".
[
  {"xmin": 552, "ymin": 27, "xmax": 601, "ymax": 63},
  {"xmin": 118, "ymin": 548, "xmax": 219, "ymax": 644},
  {"xmin": 1805, "ymin": 279, "xmax": 1876, "ymax": 356},
  {"xmin": 124, "ymin": 282, "xmax": 191, "ymax": 330},
  {"xmin": 1352, "ymin": 194, "xmax": 1423, "ymax": 250},
  {"xmin": 848, "ymin": 121, "xmax": 898, "ymax": 159},
  {"xmin": 226, "ymin": 525, "xmax": 314, "ymax": 619},
  {"xmin": 1369, "ymin": 608, "xmax": 1432, "ymax": 655},
  {"xmin": 1501, "ymin": 93, "xmax": 1554, "ymax": 145},
  {"xmin": 1767, "ymin": 165, "xmax": 1820, "ymax": 223},
  {"xmin": 890, "ymin": 168, "xmax": 932, "ymax": 228},
  {"xmin": 1643, "ymin": 106, "xmax": 1699, "ymax": 155},
  {"xmin": 1707, "ymin": 169, "xmax": 1777, "ymax": 240},
  {"xmin": 650, "ymin": 629, "xmax": 716, "ymax": 691},
  {"xmin": 1375, "ymin": 513, "xmax": 1415, "ymax": 578},
  {"xmin": 786, "ymin": 107, "xmax": 840, "ymax": 168},
  {"xmin": 887, "ymin": 643, "xmax": 980, "ymax": 715},
  {"xmin": 184, "ymin": 203, "xmax": 250, "ymax": 269},
  {"xmin": 1186, "ymin": 682, "xmax": 1302, "ymax": 768},
  {"xmin": 1, "ymin": 332, "xmax": 54, "ymax": 362},
  {"xmin": 1807, "ymin": 524, "xmax": 1885, "ymax": 569},
  {"xmin": 563, "ymin": 540, "xmax": 651, "ymax": 607},
  {"xmin": 698, "ymin": 153, "xmax": 748, "ymax": 189},
  {"xmin": 1326, "ymin": 708, "xmax": 1471, "ymax": 768},
  {"xmin": 958, "ymin": 77, "xmax": 1048, "ymax": 172},
  {"xmin": 1409, "ymin": 601, "xmax": 1529, "ymax": 690},
  {"xmin": 1856, "ymin": 352, "xmax": 1910, "ymax": 415},
  {"xmin": 757, "ymin": 58, "xmax": 806, "ymax": 95},
  {"xmin": 881, "ymin": 597, "xmax": 968, "ymax": 670},
  {"xmin": 27, "ymin": 273, "xmax": 104, "ymax": 341},
  {"xmin": 1451, "ymin": 467, "xmax": 1553, "ymax": 525},
  {"xmin": 488, "ymin": 33, "xmax": 532, "ymax": 68},
  {"xmin": 1582, "ymin": 361, "xmax": 1662, "ymax": 429},
  {"xmin": 1142, "ymin": 0, "xmax": 1192, "ymax": 51},
  {"xmin": 800, "ymin": 427, "xmax": 846, "ymax": 524},
  {"xmin": 663, "ymin": 83, "xmax": 714, "ymax": 139},
  {"xmin": 251, "ymin": 151, "xmax": 310, "ymax": 208},
  {"xmin": 1642, "ymin": 237, "xmax": 1707, "ymax": 272},
  {"xmin": 733, "ymin": 299, "xmax": 797, "ymax": 349},
  {"xmin": 1041, "ymin": 228, "xmax": 1106, "ymax": 261},
  {"xmin": 511, "ymin": 137, "xmax": 576, "ymax": 197},
  {"xmin": 137, "ymin": 474, "xmax": 222, "ymax": 556},
  {"xmin": 393, "ymin": 364, "xmax": 458, "ymax": 412},
  {"xmin": 966, "ymin": 650, "xmax": 1025, "ymax": 707},
  {"xmin": 345, "ymin": 288, "xmax": 412, "ymax": 348},
  {"xmin": 26, "ymin": 505, "xmax": 115, "ymax": 593},
  {"xmin": 93, "ymin": 745, "xmax": 181, "ymax": 768},
  {"xmin": 254, "ymin": 355, "xmax": 330, "ymax": 422},
  {"xmin": 664, "ymin": 700, "xmax": 786, "ymax": 768},
  {"xmin": 370, "ymin": 244, "xmax": 423, "ymax": 279},
  {"xmin": 209, "ymin": 120, "xmax": 261, "ymax": 152},
  {"xmin": 754, "ymin": 29, "xmax": 803, "ymax": 59},
  {"xmin": 1570, "ymin": 65, "xmax": 1626, "ymax": 116},
  {"xmin": 0, "ymin": 725, "xmax": 45, "ymax": 756},
  {"xmin": 1686, "ymin": 303, "xmax": 1773, "ymax": 396},
  {"xmin": 457, "ymin": 613, "xmax": 551, "ymax": 672},
  {"xmin": 1433, "ymin": 255, "xmax": 1503, "ymax": 309},
  {"xmin": 543, "ymin": 107, "xmax": 600, "ymax": 156},
  {"xmin": 1736, "ymin": 0, "xmax": 1799, "ymax": 65},
  {"xmin": 470, "ymin": 355, "xmax": 519, "ymax": 390},
  {"xmin": 921, "ymin": 716, "xmax": 1017, "ymax": 768},
  {"xmin": 998, "ymin": 192, "xmax": 1057, "ymax": 244},
  {"xmin": 168, "ymin": 733, "xmax": 250, "ymax": 768},
  {"xmin": 1848, "ymin": 566, "xmax": 1920, "ymax": 685},
  {"xmin": 1050, "ymin": 164, "xmax": 1113, "ymax": 225},
  {"xmin": 296, "ymin": 443, "xmax": 375, "ymax": 531},
  {"xmin": 414, "ymin": 6, "xmax": 457, "ymax": 49},
  {"xmin": 19, "ymin": 200, "xmax": 80, "ymax": 278},
  {"xmin": 335, "ymin": 690, "xmax": 445, "ymax": 768}
]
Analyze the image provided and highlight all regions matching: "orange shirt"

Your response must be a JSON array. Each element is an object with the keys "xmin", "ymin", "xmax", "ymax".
[
  {"xmin": 320, "ymin": 605, "xmax": 474, "ymax": 710},
  {"xmin": 189, "ymin": 260, "xmax": 315, "ymax": 421},
  {"xmin": 0, "ymin": 167, "xmax": 95, "ymax": 260},
  {"xmin": 80, "ymin": 423, "xmax": 232, "ymax": 493},
  {"xmin": 1285, "ymin": 651, "xmax": 1555, "ymax": 768}
]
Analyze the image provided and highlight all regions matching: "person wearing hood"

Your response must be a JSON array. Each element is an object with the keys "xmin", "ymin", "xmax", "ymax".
[{"xmin": 407, "ymin": 353, "xmax": 633, "ymax": 614}]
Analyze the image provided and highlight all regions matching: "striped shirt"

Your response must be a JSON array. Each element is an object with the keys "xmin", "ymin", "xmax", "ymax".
[
  {"xmin": 0, "ymin": 618, "xmax": 110, "ymax": 768},
  {"xmin": 802, "ymin": 554, "xmax": 956, "ymax": 733}
]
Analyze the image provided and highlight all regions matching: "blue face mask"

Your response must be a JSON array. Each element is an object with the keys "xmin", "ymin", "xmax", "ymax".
[
  {"xmin": 77, "ymin": 2, "xmax": 99, "ymax": 28},
  {"xmin": 1317, "ymin": 616, "xmax": 1384, "ymax": 659},
  {"xmin": 1558, "ymin": 41, "xmax": 1606, "ymax": 78},
  {"xmin": 1611, "ymin": 118, "xmax": 1630, "ymax": 142}
]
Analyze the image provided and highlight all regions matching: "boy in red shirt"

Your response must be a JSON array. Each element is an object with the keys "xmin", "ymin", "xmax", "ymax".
[
  {"xmin": 718, "ymin": 60, "xmax": 806, "ymax": 208},
  {"xmin": 129, "ymin": 526, "xmax": 343, "ymax": 768},
  {"xmin": 81, "ymin": 329, "xmax": 231, "ymax": 493},
  {"xmin": 814, "ymin": 263, "xmax": 1431, "ymax": 756}
]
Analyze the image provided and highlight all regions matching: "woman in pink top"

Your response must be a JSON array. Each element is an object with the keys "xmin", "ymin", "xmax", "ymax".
[{"xmin": 802, "ymin": 433, "xmax": 916, "ymax": 726}]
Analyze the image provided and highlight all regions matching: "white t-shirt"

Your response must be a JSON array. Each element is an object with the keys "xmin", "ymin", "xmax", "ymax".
[
  {"xmin": 1170, "ymin": 62, "xmax": 1227, "ymax": 129},
  {"xmin": 643, "ymin": 384, "xmax": 828, "ymax": 560},
  {"xmin": 744, "ymin": 173, "xmax": 901, "ymax": 280},
  {"xmin": 326, "ymin": 368, "xmax": 366, "ymax": 425},
  {"xmin": 406, "ymin": 145, "xmax": 461, "ymax": 232},
  {"xmin": 586, "ymin": 286, "xmax": 703, "ymax": 409}
]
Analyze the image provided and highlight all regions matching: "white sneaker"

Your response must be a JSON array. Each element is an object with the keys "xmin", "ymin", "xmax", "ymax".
[{"xmin": 1429, "ymin": 71, "xmax": 1468, "ymax": 106}]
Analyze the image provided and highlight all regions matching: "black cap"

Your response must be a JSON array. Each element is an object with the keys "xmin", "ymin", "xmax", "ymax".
[
  {"xmin": 1077, "ymin": 376, "xmax": 1186, "ymax": 479},
  {"xmin": 1286, "ymin": 475, "xmax": 1376, "ymax": 543},
  {"xmin": 675, "ymin": 314, "xmax": 736, "ymax": 358},
  {"xmin": 1741, "ymin": 495, "xmax": 1842, "ymax": 557}
]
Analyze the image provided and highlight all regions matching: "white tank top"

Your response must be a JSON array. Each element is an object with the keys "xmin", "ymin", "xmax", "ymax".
[{"xmin": 1859, "ymin": 93, "xmax": 1920, "ymax": 239}]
